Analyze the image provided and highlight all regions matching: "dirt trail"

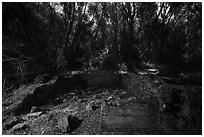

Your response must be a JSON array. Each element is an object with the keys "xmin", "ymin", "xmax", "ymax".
[{"xmin": 2, "ymin": 72, "xmax": 202, "ymax": 135}]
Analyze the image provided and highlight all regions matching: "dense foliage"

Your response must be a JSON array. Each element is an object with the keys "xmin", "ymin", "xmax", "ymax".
[{"xmin": 2, "ymin": 2, "xmax": 202, "ymax": 92}]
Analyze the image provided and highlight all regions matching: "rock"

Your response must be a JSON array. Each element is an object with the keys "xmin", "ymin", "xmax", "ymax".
[
  {"xmin": 107, "ymin": 100, "xmax": 119, "ymax": 106},
  {"xmin": 41, "ymin": 131, "xmax": 45, "ymax": 135},
  {"xmin": 87, "ymin": 99, "xmax": 104, "ymax": 110},
  {"xmin": 68, "ymin": 92, "xmax": 76, "ymax": 96},
  {"xmin": 106, "ymin": 95, "xmax": 114, "ymax": 102},
  {"xmin": 118, "ymin": 91, "xmax": 127, "ymax": 98},
  {"xmin": 152, "ymin": 88, "xmax": 159, "ymax": 94},
  {"xmin": 70, "ymin": 96, "xmax": 78, "ymax": 102},
  {"xmin": 3, "ymin": 116, "xmax": 22, "ymax": 130},
  {"xmin": 77, "ymin": 98, "xmax": 82, "ymax": 103},
  {"xmin": 57, "ymin": 115, "xmax": 83, "ymax": 133},
  {"xmin": 94, "ymin": 99, "xmax": 103, "ymax": 105},
  {"xmin": 30, "ymin": 106, "xmax": 43, "ymax": 113},
  {"xmin": 2, "ymin": 99, "xmax": 12, "ymax": 106},
  {"xmin": 57, "ymin": 116, "xmax": 69, "ymax": 133},
  {"xmin": 86, "ymin": 105, "xmax": 92, "ymax": 111},
  {"xmin": 91, "ymin": 99, "xmax": 102, "ymax": 110},
  {"xmin": 81, "ymin": 98, "xmax": 88, "ymax": 103},
  {"xmin": 96, "ymin": 94, "xmax": 102, "ymax": 99},
  {"xmin": 154, "ymin": 80, "xmax": 162, "ymax": 87},
  {"xmin": 148, "ymin": 68, "xmax": 159, "ymax": 74},
  {"xmin": 86, "ymin": 101, "xmax": 94, "ymax": 111},
  {"xmin": 12, "ymin": 123, "xmax": 29, "ymax": 131},
  {"xmin": 22, "ymin": 115, "xmax": 29, "ymax": 121},
  {"xmin": 63, "ymin": 99, "xmax": 68, "ymax": 103},
  {"xmin": 101, "ymin": 92, "xmax": 108, "ymax": 96},
  {"xmin": 92, "ymin": 95, "xmax": 97, "ymax": 99},
  {"xmin": 30, "ymin": 106, "xmax": 37, "ymax": 113},
  {"xmin": 27, "ymin": 112, "xmax": 42, "ymax": 118}
]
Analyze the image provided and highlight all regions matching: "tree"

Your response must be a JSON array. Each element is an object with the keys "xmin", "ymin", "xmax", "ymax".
[{"xmin": 2, "ymin": 2, "xmax": 202, "ymax": 93}]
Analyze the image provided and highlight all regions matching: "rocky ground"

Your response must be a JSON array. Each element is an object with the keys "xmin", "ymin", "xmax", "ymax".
[{"xmin": 2, "ymin": 71, "xmax": 202, "ymax": 135}]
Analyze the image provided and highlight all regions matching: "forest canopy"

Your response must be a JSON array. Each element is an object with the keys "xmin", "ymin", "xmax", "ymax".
[{"xmin": 2, "ymin": 2, "xmax": 202, "ymax": 92}]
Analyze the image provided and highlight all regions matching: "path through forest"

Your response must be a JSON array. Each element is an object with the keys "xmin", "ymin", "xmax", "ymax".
[{"xmin": 2, "ymin": 71, "xmax": 202, "ymax": 135}]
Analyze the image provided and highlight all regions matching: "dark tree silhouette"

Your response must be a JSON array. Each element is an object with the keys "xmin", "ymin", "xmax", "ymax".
[{"xmin": 2, "ymin": 2, "xmax": 202, "ymax": 93}]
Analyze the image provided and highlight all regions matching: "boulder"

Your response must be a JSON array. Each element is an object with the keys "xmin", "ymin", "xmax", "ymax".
[
  {"xmin": 3, "ymin": 116, "xmax": 22, "ymax": 130},
  {"xmin": 63, "ymin": 99, "xmax": 68, "ymax": 103},
  {"xmin": 81, "ymin": 98, "xmax": 88, "ymax": 103},
  {"xmin": 86, "ymin": 99, "xmax": 104, "ymax": 111},
  {"xmin": 57, "ymin": 116, "xmax": 69, "ymax": 133},
  {"xmin": 27, "ymin": 112, "xmax": 42, "ymax": 118},
  {"xmin": 30, "ymin": 106, "xmax": 38, "ymax": 113},
  {"xmin": 86, "ymin": 101, "xmax": 94, "ymax": 111},
  {"xmin": 12, "ymin": 123, "xmax": 29, "ymax": 131},
  {"xmin": 57, "ymin": 115, "xmax": 83, "ymax": 133},
  {"xmin": 30, "ymin": 106, "xmax": 44, "ymax": 113},
  {"xmin": 70, "ymin": 96, "xmax": 78, "ymax": 102}
]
